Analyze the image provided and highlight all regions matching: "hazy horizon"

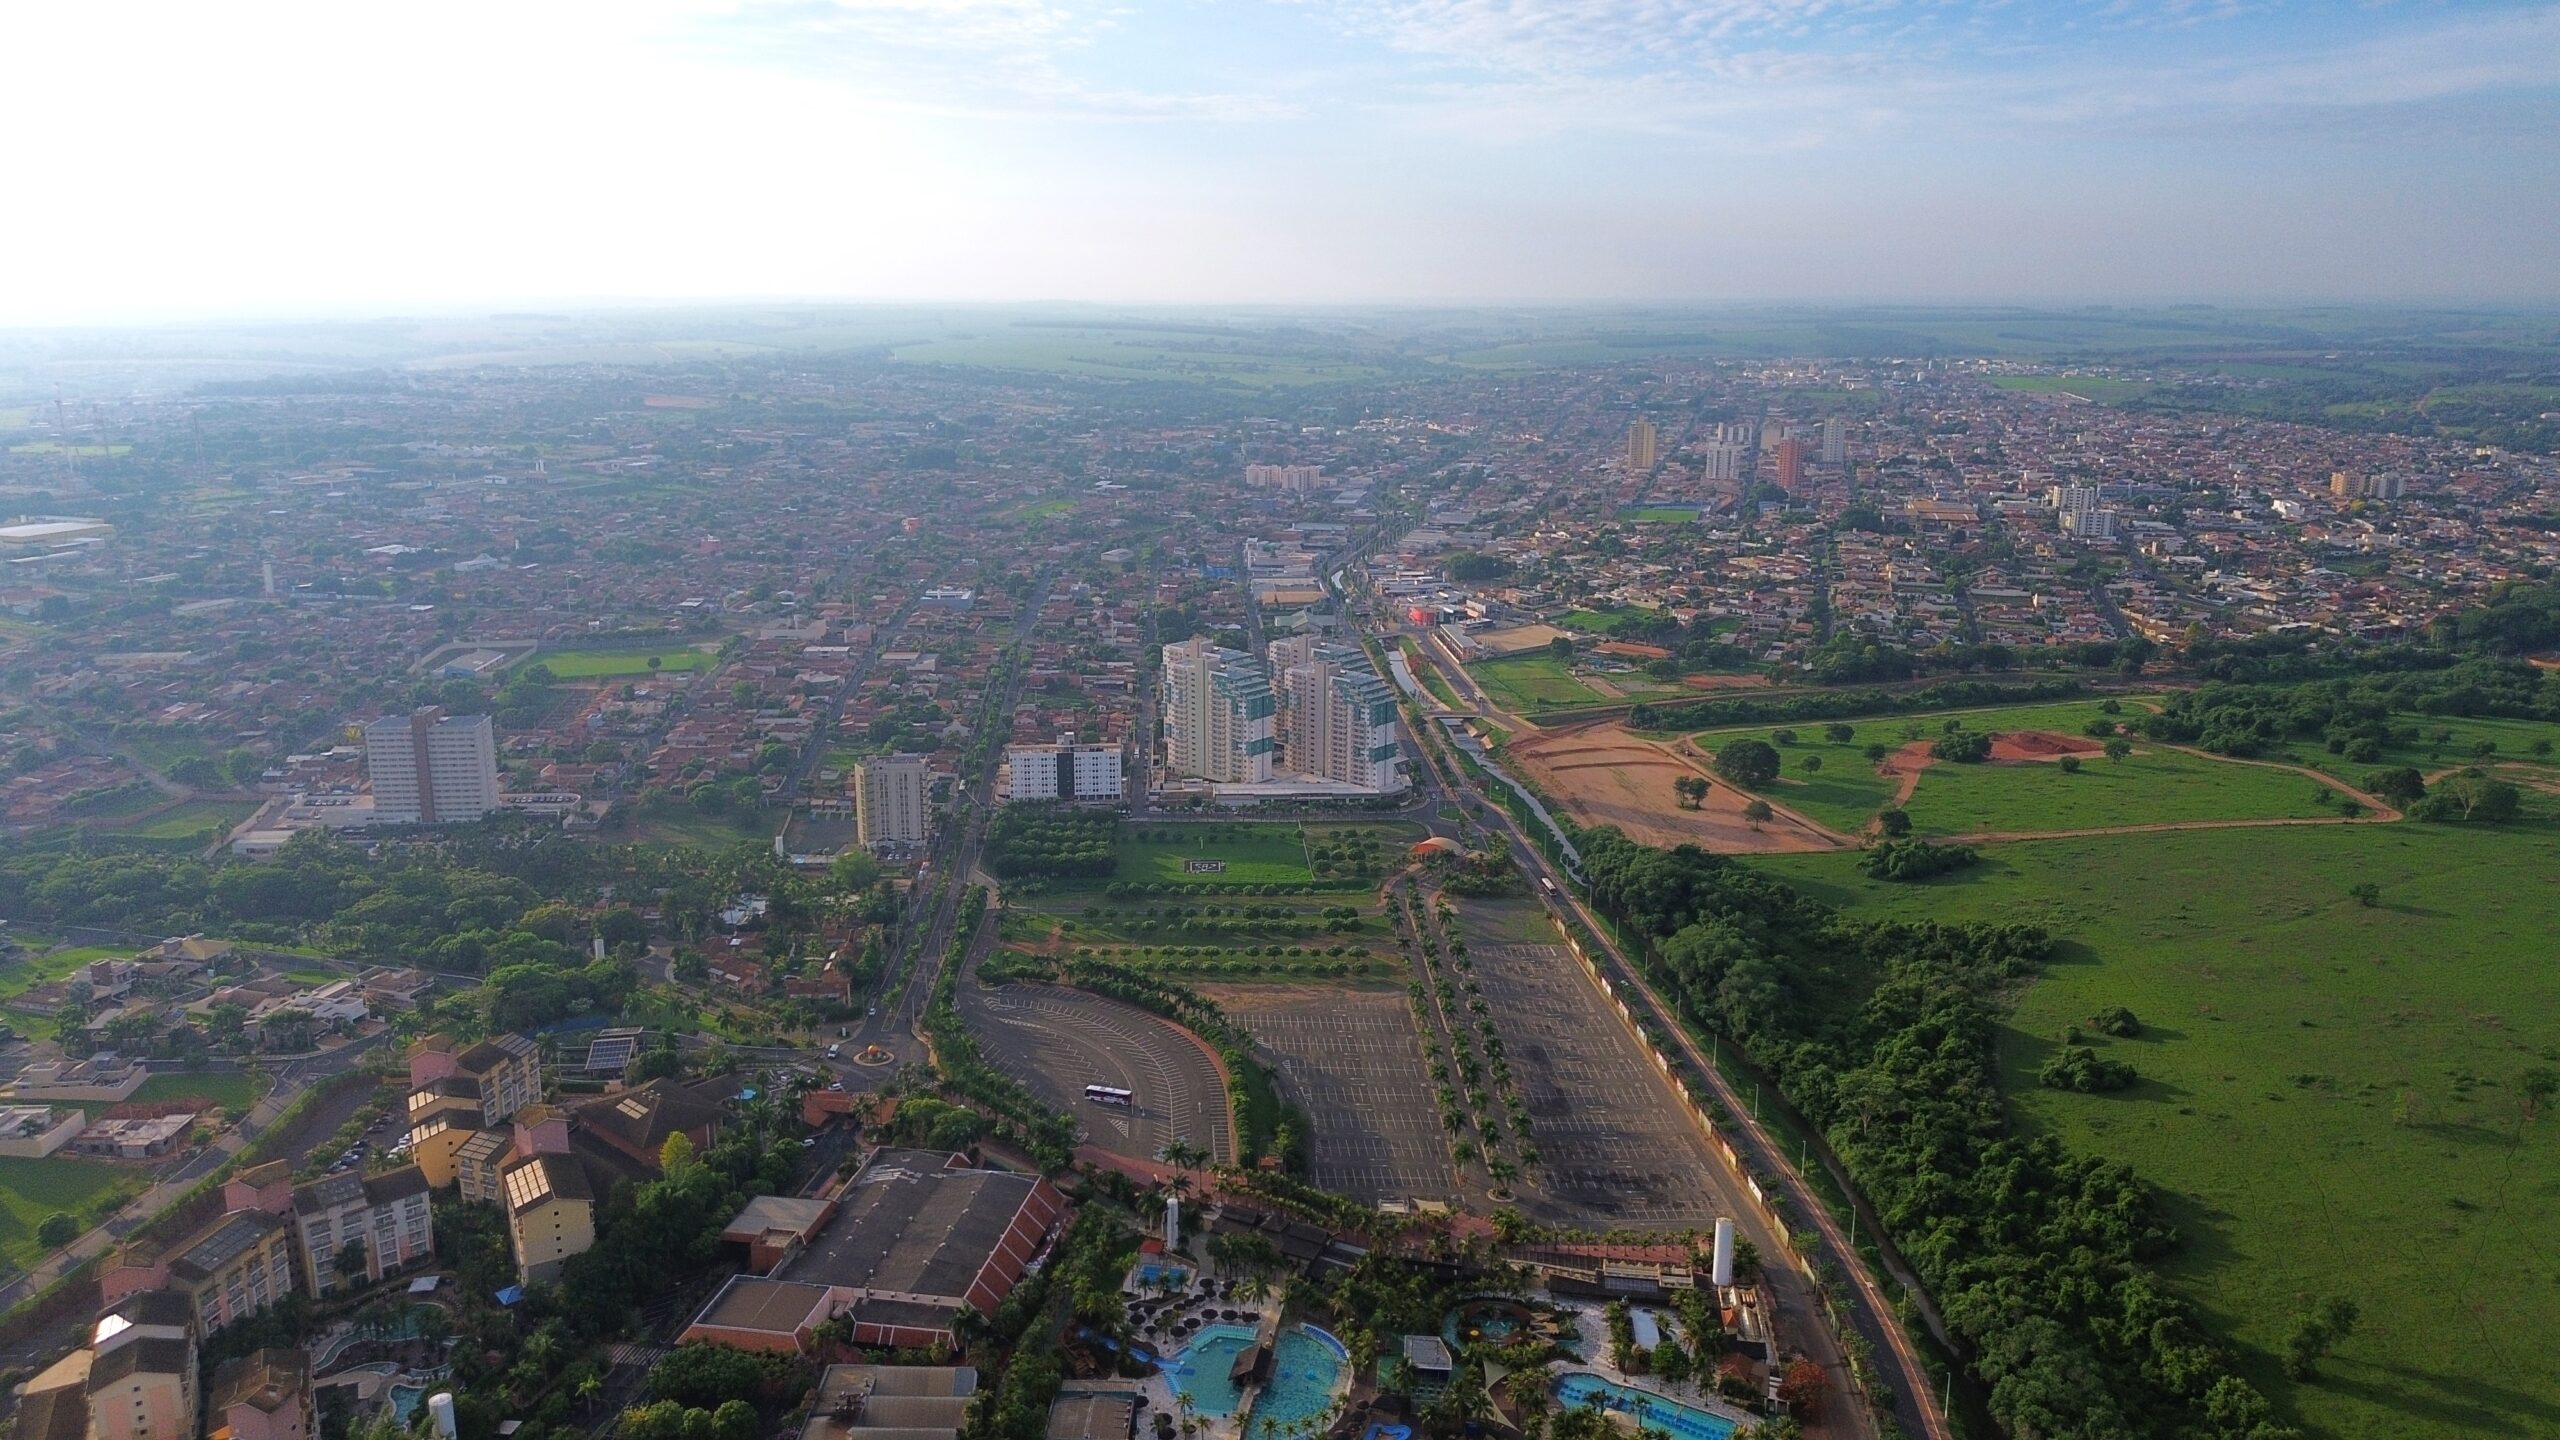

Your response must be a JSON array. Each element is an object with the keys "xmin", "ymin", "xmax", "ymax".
[{"xmin": 4, "ymin": 1, "xmax": 2557, "ymax": 325}]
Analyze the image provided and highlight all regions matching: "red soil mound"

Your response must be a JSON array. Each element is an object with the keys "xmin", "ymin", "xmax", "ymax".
[{"xmin": 1989, "ymin": 730, "xmax": 2105, "ymax": 760}]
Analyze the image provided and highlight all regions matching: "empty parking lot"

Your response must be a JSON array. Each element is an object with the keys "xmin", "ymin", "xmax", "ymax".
[
  {"xmin": 964, "ymin": 983, "xmax": 1235, "ymax": 1165},
  {"xmin": 1454, "ymin": 897, "xmax": 1739, "ymax": 1228},
  {"xmin": 1202, "ymin": 984, "xmax": 1457, "ymax": 1207}
]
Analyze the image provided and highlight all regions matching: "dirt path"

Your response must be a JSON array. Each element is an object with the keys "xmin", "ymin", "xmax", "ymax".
[
  {"xmin": 1946, "ymin": 811, "xmax": 2397, "ymax": 844},
  {"xmin": 2150, "ymin": 741, "xmax": 2402, "ymax": 819}
]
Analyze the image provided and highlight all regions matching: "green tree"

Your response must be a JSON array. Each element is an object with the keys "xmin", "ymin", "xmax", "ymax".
[
  {"xmin": 2348, "ymin": 881, "xmax": 2381, "ymax": 908},
  {"xmin": 2103, "ymin": 737, "xmax": 2132, "ymax": 763},
  {"xmin": 2280, "ymin": 1296, "xmax": 2360, "ymax": 1380},
  {"xmin": 1714, "ymin": 739, "xmax": 1780, "ymax": 788},
  {"xmin": 36, "ymin": 1213, "xmax": 79, "ymax": 1247},
  {"xmin": 1741, "ymin": 799, "xmax": 1773, "ymax": 825}
]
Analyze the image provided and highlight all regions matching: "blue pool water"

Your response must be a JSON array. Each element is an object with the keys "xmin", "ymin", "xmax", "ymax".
[
  {"xmin": 1160, "ymin": 1324, "xmax": 1259, "ymax": 1417},
  {"xmin": 1245, "ymin": 1328, "xmax": 1347, "ymax": 1437},
  {"xmin": 1160, "ymin": 1324, "xmax": 1347, "ymax": 1429},
  {"xmin": 1554, "ymin": 1374, "xmax": 1736, "ymax": 1440},
  {"xmin": 390, "ymin": 1385, "xmax": 426, "ymax": 1426}
]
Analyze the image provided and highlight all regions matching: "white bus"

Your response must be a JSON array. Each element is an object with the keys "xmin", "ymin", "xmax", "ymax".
[{"xmin": 1084, "ymin": 1084, "xmax": 1134, "ymax": 1107}]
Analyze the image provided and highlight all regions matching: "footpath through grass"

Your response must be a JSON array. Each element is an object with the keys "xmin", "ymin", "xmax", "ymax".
[
  {"xmin": 1903, "ymin": 746, "xmax": 2352, "ymax": 834},
  {"xmin": 1761, "ymin": 813, "xmax": 2560, "ymax": 1440}
]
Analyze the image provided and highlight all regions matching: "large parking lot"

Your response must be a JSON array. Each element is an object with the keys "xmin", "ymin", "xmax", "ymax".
[
  {"xmin": 1454, "ymin": 897, "xmax": 1739, "ymax": 1228},
  {"xmin": 1201, "ymin": 984, "xmax": 1457, "ymax": 1207},
  {"xmin": 964, "ymin": 983, "xmax": 1235, "ymax": 1165}
]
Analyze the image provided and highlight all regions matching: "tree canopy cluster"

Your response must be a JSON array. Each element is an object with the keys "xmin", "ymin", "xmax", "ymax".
[
  {"xmin": 1856, "ymin": 838, "xmax": 1981, "ymax": 882},
  {"xmin": 987, "ymin": 806, "xmax": 1120, "ymax": 879},
  {"xmin": 1630, "ymin": 677, "xmax": 2085, "ymax": 733},
  {"xmin": 1576, "ymin": 828, "xmax": 2300, "ymax": 1440}
]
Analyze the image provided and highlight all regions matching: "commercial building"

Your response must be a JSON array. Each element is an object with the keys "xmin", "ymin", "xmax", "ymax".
[
  {"xmin": 1003, "ymin": 741, "xmax": 1125, "ymax": 803},
  {"xmin": 1159, "ymin": 637, "xmax": 1274, "ymax": 785},
  {"xmin": 362, "ymin": 709, "xmax": 500, "ymax": 824},
  {"xmin": 1267, "ymin": 638, "xmax": 1405, "ymax": 794},
  {"xmin": 681, "ymin": 1150, "xmax": 1068, "ymax": 1354},
  {"xmin": 805, "ymin": 1365, "xmax": 979, "ymax": 1440},
  {"xmin": 1625, "ymin": 418, "xmax": 1658, "ymax": 472},
  {"xmin": 0, "ymin": 517, "xmax": 115, "ymax": 551},
  {"xmin": 290, "ymin": 1166, "xmax": 435, "ymax": 1298},
  {"xmin": 855, "ymin": 754, "xmax": 932, "ymax": 850}
]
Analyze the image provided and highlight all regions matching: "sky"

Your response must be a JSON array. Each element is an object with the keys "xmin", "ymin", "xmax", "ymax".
[{"xmin": 2, "ymin": 0, "xmax": 2557, "ymax": 323}]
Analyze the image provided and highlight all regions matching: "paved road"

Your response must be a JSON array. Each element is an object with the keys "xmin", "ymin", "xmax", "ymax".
[{"xmin": 963, "ymin": 984, "xmax": 1234, "ymax": 1165}]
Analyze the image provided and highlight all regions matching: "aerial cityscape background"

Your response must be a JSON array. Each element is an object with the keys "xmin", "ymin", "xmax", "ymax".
[{"xmin": 0, "ymin": 6, "xmax": 2555, "ymax": 1440}]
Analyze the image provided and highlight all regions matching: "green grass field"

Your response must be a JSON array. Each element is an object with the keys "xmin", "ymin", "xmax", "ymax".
[
  {"xmin": 1467, "ymin": 652, "xmax": 1609, "ymax": 712},
  {"xmin": 538, "ymin": 646, "xmax": 717, "ymax": 679},
  {"xmin": 105, "ymin": 801, "xmax": 256, "ymax": 843},
  {"xmin": 1689, "ymin": 701, "xmax": 2147, "ymax": 832},
  {"xmin": 1113, "ymin": 825, "xmax": 1320, "ymax": 886},
  {"xmin": 616, "ymin": 802, "xmax": 779, "ymax": 851},
  {"xmin": 1618, "ymin": 506, "xmax": 1702, "ymax": 523},
  {"xmin": 0, "ymin": 1156, "xmax": 142, "ymax": 1269},
  {"xmin": 1761, "ymin": 811, "xmax": 2560, "ymax": 1440},
  {"xmin": 1903, "ymin": 746, "xmax": 2352, "ymax": 835}
]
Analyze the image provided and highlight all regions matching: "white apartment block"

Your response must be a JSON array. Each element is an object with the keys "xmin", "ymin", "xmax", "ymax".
[
  {"xmin": 363, "ymin": 709, "xmax": 500, "ymax": 824},
  {"xmin": 1700, "ymin": 444, "xmax": 1746, "ymax": 482},
  {"xmin": 1160, "ymin": 637, "xmax": 1275, "ymax": 784},
  {"xmin": 1245, "ymin": 463, "xmax": 1324, "ymax": 491},
  {"xmin": 856, "ymin": 754, "xmax": 932, "ymax": 849},
  {"xmin": 1268, "ymin": 638, "xmax": 1407, "ymax": 794},
  {"xmin": 1820, "ymin": 418, "xmax": 1846, "ymax": 466},
  {"xmin": 1005, "ymin": 742, "xmax": 1125, "ymax": 803}
]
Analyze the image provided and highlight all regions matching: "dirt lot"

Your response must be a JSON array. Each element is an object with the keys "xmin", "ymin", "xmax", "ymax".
[
  {"xmin": 1881, "ymin": 730, "xmax": 2108, "ymax": 806},
  {"xmin": 1508, "ymin": 722, "xmax": 1846, "ymax": 853},
  {"xmin": 1198, "ymin": 984, "xmax": 1457, "ymax": 1207}
]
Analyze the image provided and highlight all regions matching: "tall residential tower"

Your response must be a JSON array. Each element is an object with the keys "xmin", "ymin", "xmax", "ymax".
[{"xmin": 362, "ymin": 710, "xmax": 500, "ymax": 824}]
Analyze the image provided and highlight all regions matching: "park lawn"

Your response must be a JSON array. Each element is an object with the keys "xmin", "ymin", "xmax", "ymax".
[
  {"xmin": 1618, "ymin": 506, "xmax": 1701, "ymax": 523},
  {"xmin": 619, "ymin": 803, "xmax": 780, "ymax": 851},
  {"xmin": 1901, "ymin": 746, "xmax": 2351, "ymax": 836},
  {"xmin": 0, "ymin": 1156, "xmax": 142, "ymax": 1269},
  {"xmin": 1112, "ymin": 824, "xmax": 1319, "ymax": 887},
  {"xmin": 538, "ymin": 646, "xmax": 717, "ymax": 679},
  {"xmin": 1557, "ymin": 609, "xmax": 1629, "ymax": 633},
  {"xmin": 1758, "ymin": 812, "xmax": 2560, "ymax": 1440},
  {"xmin": 0, "ymin": 946, "xmax": 123, "ymax": 1002},
  {"xmin": 1467, "ymin": 652, "xmax": 1609, "ymax": 712},
  {"xmin": 107, "ymin": 801, "xmax": 256, "ymax": 843}
]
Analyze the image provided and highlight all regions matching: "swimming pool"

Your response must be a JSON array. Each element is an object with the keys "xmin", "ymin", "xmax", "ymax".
[
  {"xmin": 1161, "ymin": 1324, "xmax": 1260, "ymax": 1417},
  {"xmin": 1244, "ymin": 1327, "xmax": 1347, "ymax": 1439},
  {"xmin": 1553, "ymin": 1374, "xmax": 1736, "ymax": 1440},
  {"xmin": 390, "ymin": 1385, "xmax": 426, "ymax": 1426}
]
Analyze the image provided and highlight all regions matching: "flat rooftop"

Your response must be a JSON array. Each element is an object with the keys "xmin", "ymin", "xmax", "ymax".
[
  {"xmin": 791, "ymin": 1150, "xmax": 1039, "ymax": 1302},
  {"xmin": 692, "ymin": 1276, "xmax": 832, "ymax": 1337}
]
